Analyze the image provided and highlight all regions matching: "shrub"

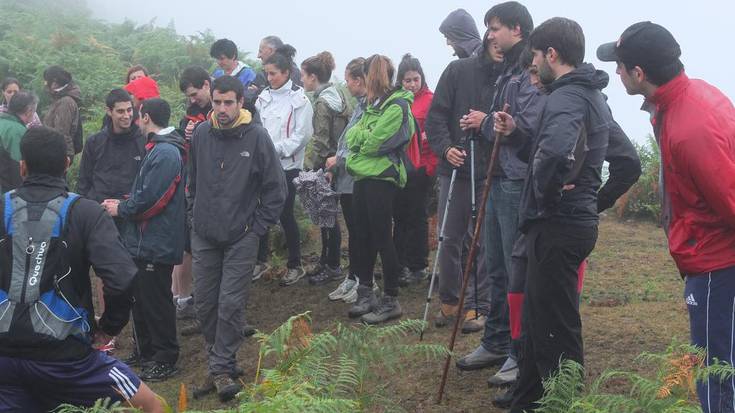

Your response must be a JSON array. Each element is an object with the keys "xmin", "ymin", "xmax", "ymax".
[{"xmin": 614, "ymin": 134, "xmax": 661, "ymax": 221}]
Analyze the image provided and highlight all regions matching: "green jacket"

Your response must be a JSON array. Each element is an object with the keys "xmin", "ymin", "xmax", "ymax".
[
  {"xmin": 0, "ymin": 112, "xmax": 26, "ymax": 192},
  {"xmin": 346, "ymin": 88, "xmax": 414, "ymax": 188},
  {"xmin": 307, "ymin": 83, "xmax": 352, "ymax": 170}
]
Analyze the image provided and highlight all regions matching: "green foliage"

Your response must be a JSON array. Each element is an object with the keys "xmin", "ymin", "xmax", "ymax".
[
  {"xmin": 614, "ymin": 134, "xmax": 662, "ymax": 221},
  {"xmin": 536, "ymin": 341, "xmax": 735, "ymax": 413},
  {"xmin": 53, "ymin": 398, "xmax": 130, "ymax": 413},
  {"xmin": 240, "ymin": 312, "xmax": 449, "ymax": 413}
]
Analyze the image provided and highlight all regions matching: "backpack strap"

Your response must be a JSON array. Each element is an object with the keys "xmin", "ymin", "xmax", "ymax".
[
  {"xmin": 53, "ymin": 193, "xmax": 80, "ymax": 238},
  {"xmin": 3, "ymin": 191, "xmax": 13, "ymax": 235}
]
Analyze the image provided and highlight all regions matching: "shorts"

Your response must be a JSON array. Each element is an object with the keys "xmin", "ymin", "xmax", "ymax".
[{"xmin": 0, "ymin": 351, "xmax": 141, "ymax": 412}]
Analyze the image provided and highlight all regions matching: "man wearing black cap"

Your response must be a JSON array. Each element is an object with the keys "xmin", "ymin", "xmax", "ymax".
[{"xmin": 599, "ymin": 22, "xmax": 735, "ymax": 413}]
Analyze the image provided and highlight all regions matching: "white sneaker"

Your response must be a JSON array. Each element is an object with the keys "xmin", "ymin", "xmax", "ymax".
[
  {"xmin": 343, "ymin": 281, "xmax": 378, "ymax": 304},
  {"xmin": 252, "ymin": 262, "xmax": 271, "ymax": 282},
  {"xmin": 329, "ymin": 276, "xmax": 357, "ymax": 301},
  {"xmin": 279, "ymin": 267, "xmax": 306, "ymax": 286}
]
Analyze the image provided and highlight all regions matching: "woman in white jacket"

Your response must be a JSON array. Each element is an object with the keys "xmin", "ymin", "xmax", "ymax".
[{"xmin": 254, "ymin": 44, "xmax": 314, "ymax": 286}]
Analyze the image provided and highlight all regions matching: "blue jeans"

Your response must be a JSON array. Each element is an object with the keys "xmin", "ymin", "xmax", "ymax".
[
  {"xmin": 686, "ymin": 267, "xmax": 735, "ymax": 413},
  {"xmin": 481, "ymin": 177, "xmax": 523, "ymax": 353}
]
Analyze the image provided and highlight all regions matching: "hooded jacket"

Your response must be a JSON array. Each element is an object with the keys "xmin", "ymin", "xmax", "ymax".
[
  {"xmin": 331, "ymin": 96, "xmax": 366, "ymax": 194},
  {"xmin": 426, "ymin": 47, "xmax": 501, "ymax": 181},
  {"xmin": 117, "ymin": 127, "xmax": 186, "ymax": 265},
  {"xmin": 519, "ymin": 64, "xmax": 612, "ymax": 232},
  {"xmin": 0, "ymin": 112, "xmax": 25, "ymax": 192},
  {"xmin": 256, "ymin": 80, "xmax": 314, "ymax": 171},
  {"xmin": 645, "ymin": 72, "xmax": 735, "ymax": 274},
  {"xmin": 43, "ymin": 82, "xmax": 82, "ymax": 157},
  {"xmin": 480, "ymin": 39, "xmax": 547, "ymax": 180},
  {"xmin": 77, "ymin": 124, "xmax": 146, "ymax": 204},
  {"xmin": 0, "ymin": 175, "xmax": 136, "ymax": 361},
  {"xmin": 308, "ymin": 83, "xmax": 352, "ymax": 170},
  {"xmin": 188, "ymin": 109, "xmax": 287, "ymax": 245},
  {"xmin": 346, "ymin": 88, "xmax": 414, "ymax": 188},
  {"xmin": 439, "ymin": 9, "xmax": 483, "ymax": 58}
]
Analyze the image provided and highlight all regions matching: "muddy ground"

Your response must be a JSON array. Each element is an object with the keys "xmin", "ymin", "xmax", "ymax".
[{"xmin": 113, "ymin": 214, "xmax": 688, "ymax": 412}]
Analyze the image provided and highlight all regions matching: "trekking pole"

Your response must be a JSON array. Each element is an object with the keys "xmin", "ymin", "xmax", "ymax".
[
  {"xmin": 437, "ymin": 104, "xmax": 509, "ymax": 404},
  {"xmin": 129, "ymin": 300, "xmax": 142, "ymax": 365},
  {"xmin": 468, "ymin": 130, "xmax": 479, "ymax": 319},
  {"xmin": 420, "ymin": 167, "xmax": 458, "ymax": 341}
]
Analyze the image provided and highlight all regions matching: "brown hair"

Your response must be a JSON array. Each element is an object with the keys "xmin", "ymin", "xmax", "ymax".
[
  {"xmin": 301, "ymin": 51, "xmax": 336, "ymax": 84},
  {"xmin": 345, "ymin": 57, "xmax": 366, "ymax": 81},
  {"xmin": 126, "ymin": 65, "xmax": 149, "ymax": 84},
  {"xmin": 364, "ymin": 55, "xmax": 395, "ymax": 104}
]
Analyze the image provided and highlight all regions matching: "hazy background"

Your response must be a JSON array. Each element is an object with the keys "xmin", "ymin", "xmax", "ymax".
[{"xmin": 88, "ymin": 0, "xmax": 733, "ymax": 143}]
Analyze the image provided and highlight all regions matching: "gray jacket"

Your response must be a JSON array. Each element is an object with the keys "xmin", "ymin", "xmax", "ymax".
[{"xmin": 330, "ymin": 96, "xmax": 366, "ymax": 194}]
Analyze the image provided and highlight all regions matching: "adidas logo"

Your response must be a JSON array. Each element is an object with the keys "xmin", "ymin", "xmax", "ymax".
[{"xmin": 685, "ymin": 294, "xmax": 698, "ymax": 306}]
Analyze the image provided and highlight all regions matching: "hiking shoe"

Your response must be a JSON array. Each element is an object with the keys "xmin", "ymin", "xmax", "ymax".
[
  {"xmin": 252, "ymin": 262, "xmax": 271, "ymax": 282},
  {"xmin": 329, "ymin": 276, "xmax": 357, "ymax": 301},
  {"xmin": 348, "ymin": 285, "xmax": 378, "ymax": 318},
  {"xmin": 456, "ymin": 345, "xmax": 507, "ymax": 371},
  {"xmin": 461, "ymin": 310, "xmax": 487, "ymax": 334},
  {"xmin": 398, "ymin": 267, "xmax": 428, "ymax": 287},
  {"xmin": 214, "ymin": 373, "xmax": 242, "ymax": 402},
  {"xmin": 361, "ymin": 295, "xmax": 403, "ymax": 325},
  {"xmin": 242, "ymin": 323, "xmax": 256, "ymax": 337},
  {"xmin": 193, "ymin": 374, "xmax": 215, "ymax": 399},
  {"xmin": 488, "ymin": 357, "xmax": 519, "ymax": 387},
  {"xmin": 180, "ymin": 319, "xmax": 201, "ymax": 336},
  {"xmin": 306, "ymin": 264, "xmax": 325, "ymax": 278},
  {"xmin": 140, "ymin": 362, "xmax": 178, "ymax": 382},
  {"xmin": 97, "ymin": 337, "xmax": 116, "ymax": 354},
  {"xmin": 279, "ymin": 267, "xmax": 306, "ymax": 286},
  {"xmin": 309, "ymin": 265, "xmax": 343, "ymax": 285},
  {"xmin": 434, "ymin": 303, "xmax": 459, "ymax": 328},
  {"xmin": 492, "ymin": 379, "xmax": 518, "ymax": 409}
]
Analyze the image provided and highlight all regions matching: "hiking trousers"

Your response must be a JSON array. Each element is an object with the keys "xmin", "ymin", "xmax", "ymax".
[
  {"xmin": 192, "ymin": 230, "xmax": 258, "ymax": 376},
  {"xmin": 393, "ymin": 171, "xmax": 431, "ymax": 272}
]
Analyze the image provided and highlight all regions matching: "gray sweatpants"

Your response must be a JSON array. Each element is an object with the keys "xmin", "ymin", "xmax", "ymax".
[
  {"xmin": 191, "ymin": 230, "xmax": 258, "ymax": 376},
  {"xmin": 436, "ymin": 174, "xmax": 492, "ymax": 314}
]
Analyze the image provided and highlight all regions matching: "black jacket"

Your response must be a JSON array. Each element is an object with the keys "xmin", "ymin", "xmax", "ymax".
[
  {"xmin": 598, "ymin": 120, "xmax": 641, "ymax": 212},
  {"xmin": 519, "ymin": 64, "xmax": 612, "ymax": 232},
  {"xmin": 0, "ymin": 175, "xmax": 136, "ymax": 361},
  {"xmin": 76, "ymin": 125, "xmax": 146, "ymax": 203},
  {"xmin": 480, "ymin": 40, "xmax": 547, "ymax": 180},
  {"xmin": 118, "ymin": 128, "xmax": 186, "ymax": 265},
  {"xmin": 188, "ymin": 119, "xmax": 287, "ymax": 245},
  {"xmin": 426, "ymin": 51, "xmax": 501, "ymax": 181}
]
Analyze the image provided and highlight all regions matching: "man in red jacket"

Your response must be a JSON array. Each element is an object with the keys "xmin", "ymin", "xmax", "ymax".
[{"xmin": 599, "ymin": 22, "xmax": 735, "ymax": 413}]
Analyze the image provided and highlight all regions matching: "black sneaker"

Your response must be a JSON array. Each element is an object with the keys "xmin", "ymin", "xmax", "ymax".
[
  {"xmin": 120, "ymin": 352, "xmax": 152, "ymax": 368},
  {"xmin": 308, "ymin": 265, "xmax": 343, "ymax": 285},
  {"xmin": 399, "ymin": 268, "xmax": 427, "ymax": 287},
  {"xmin": 140, "ymin": 362, "xmax": 178, "ymax": 382}
]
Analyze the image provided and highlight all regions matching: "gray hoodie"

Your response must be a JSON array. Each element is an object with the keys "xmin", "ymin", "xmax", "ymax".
[{"xmin": 439, "ymin": 9, "xmax": 483, "ymax": 58}]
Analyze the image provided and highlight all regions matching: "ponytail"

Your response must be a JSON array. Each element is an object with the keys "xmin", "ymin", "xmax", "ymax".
[{"xmin": 364, "ymin": 54, "xmax": 395, "ymax": 104}]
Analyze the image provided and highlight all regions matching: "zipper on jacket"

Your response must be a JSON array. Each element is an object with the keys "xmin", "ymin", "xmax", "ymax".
[{"xmin": 20, "ymin": 237, "xmax": 32, "ymax": 305}]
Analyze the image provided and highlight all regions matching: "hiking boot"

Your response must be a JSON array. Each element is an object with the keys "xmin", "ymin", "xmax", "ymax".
[
  {"xmin": 308, "ymin": 265, "xmax": 343, "ymax": 286},
  {"xmin": 279, "ymin": 267, "xmax": 306, "ymax": 286},
  {"xmin": 492, "ymin": 379, "xmax": 518, "ymax": 409},
  {"xmin": 252, "ymin": 262, "xmax": 271, "ymax": 282},
  {"xmin": 306, "ymin": 264, "xmax": 325, "ymax": 278},
  {"xmin": 461, "ymin": 310, "xmax": 487, "ymax": 334},
  {"xmin": 434, "ymin": 303, "xmax": 459, "ymax": 328},
  {"xmin": 214, "ymin": 373, "xmax": 242, "ymax": 402},
  {"xmin": 242, "ymin": 323, "xmax": 256, "ymax": 337},
  {"xmin": 140, "ymin": 362, "xmax": 178, "ymax": 382},
  {"xmin": 329, "ymin": 276, "xmax": 357, "ymax": 301},
  {"xmin": 488, "ymin": 356, "xmax": 519, "ymax": 387},
  {"xmin": 456, "ymin": 345, "xmax": 507, "ymax": 371},
  {"xmin": 193, "ymin": 374, "xmax": 215, "ymax": 399},
  {"xmin": 398, "ymin": 268, "xmax": 428, "ymax": 287},
  {"xmin": 361, "ymin": 295, "xmax": 403, "ymax": 325},
  {"xmin": 348, "ymin": 285, "xmax": 378, "ymax": 318},
  {"xmin": 180, "ymin": 319, "xmax": 201, "ymax": 336}
]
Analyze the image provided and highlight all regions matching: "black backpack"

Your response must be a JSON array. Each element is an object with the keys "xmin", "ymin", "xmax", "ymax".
[{"xmin": 0, "ymin": 191, "xmax": 90, "ymax": 346}]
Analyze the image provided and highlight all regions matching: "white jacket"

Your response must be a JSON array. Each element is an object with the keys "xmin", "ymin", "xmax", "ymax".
[{"xmin": 256, "ymin": 80, "xmax": 314, "ymax": 170}]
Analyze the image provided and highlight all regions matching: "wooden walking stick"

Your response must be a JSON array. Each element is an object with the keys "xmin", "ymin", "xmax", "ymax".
[{"xmin": 436, "ymin": 104, "xmax": 509, "ymax": 404}]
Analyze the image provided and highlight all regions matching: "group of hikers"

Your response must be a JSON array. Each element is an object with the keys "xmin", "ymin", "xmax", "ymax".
[{"xmin": 0, "ymin": 2, "xmax": 734, "ymax": 412}]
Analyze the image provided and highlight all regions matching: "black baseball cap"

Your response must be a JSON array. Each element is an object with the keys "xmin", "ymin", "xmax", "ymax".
[{"xmin": 597, "ymin": 22, "xmax": 681, "ymax": 70}]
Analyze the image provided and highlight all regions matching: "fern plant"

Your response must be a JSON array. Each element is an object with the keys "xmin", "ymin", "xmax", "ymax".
[
  {"xmin": 536, "ymin": 341, "xmax": 735, "ymax": 413},
  {"xmin": 240, "ymin": 312, "xmax": 449, "ymax": 413}
]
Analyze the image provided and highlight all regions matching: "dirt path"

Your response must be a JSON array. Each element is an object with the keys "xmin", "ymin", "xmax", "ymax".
[{"xmin": 114, "ymin": 215, "xmax": 688, "ymax": 412}]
